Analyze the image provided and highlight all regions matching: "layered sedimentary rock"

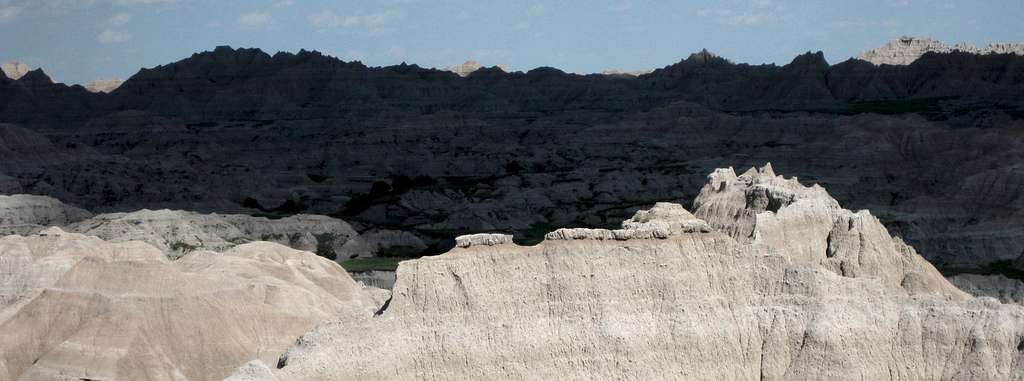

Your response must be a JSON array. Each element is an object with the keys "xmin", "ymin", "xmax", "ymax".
[
  {"xmin": 859, "ymin": 36, "xmax": 1024, "ymax": 65},
  {"xmin": 1, "ymin": 46, "xmax": 1024, "ymax": 274},
  {"xmin": 83, "ymin": 78, "xmax": 124, "ymax": 93},
  {"xmin": 0, "ymin": 195, "xmax": 91, "ymax": 235},
  {"xmin": 0, "ymin": 229, "xmax": 380, "ymax": 381},
  {"xmin": 64, "ymin": 209, "xmax": 362, "ymax": 259},
  {"xmin": 242, "ymin": 166, "xmax": 1023, "ymax": 380}
]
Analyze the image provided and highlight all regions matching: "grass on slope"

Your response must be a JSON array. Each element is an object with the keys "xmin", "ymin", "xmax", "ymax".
[{"xmin": 340, "ymin": 257, "xmax": 411, "ymax": 272}]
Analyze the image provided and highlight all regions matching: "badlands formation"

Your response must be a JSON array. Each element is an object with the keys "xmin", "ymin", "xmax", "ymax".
[
  {"xmin": 238, "ymin": 166, "xmax": 1024, "ymax": 380},
  {"xmin": 859, "ymin": 36, "xmax": 1024, "ymax": 65},
  {"xmin": 0, "ymin": 194, "xmax": 367, "ymax": 260},
  {"xmin": 2, "ymin": 42, "xmax": 1024, "ymax": 378},
  {"xmin": 2, "ymin": 45, "xmax": 1024, "ymax": 280},
  {"xmin": 0, "ymin": 229, "xmax": 383, "ymax": 381}
]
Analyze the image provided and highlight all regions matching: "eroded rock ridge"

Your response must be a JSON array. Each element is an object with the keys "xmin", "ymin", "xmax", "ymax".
[{"xmin": 242, "ymin": 166, "xmax": 1023, "ymax": 380}]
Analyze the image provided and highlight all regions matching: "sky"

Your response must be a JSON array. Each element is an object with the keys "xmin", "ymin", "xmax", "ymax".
[{"xmin": 1, "ymin": 0, "xmax": 1022, "ymax": 85}]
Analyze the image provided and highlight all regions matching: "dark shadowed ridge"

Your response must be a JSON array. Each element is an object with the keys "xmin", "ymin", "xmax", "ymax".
[{"xmin": 2, "ymin": 46, "xmax": 1024, "ymax": 126}]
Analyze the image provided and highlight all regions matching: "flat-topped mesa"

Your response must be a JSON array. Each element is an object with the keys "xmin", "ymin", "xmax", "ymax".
[
  {"xmin": 454, "ymin": 233, "xmax": 514, "ymax": 248},
  {"xmin": 694, "ymin": 163, "xmax": 964, "ymax": 298}
]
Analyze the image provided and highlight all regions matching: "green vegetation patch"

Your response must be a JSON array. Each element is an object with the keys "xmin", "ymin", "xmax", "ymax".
[
  {"xmin": 314, "ymin": 233, "xmax": 337, "ymax": 260},
  {"xmin": 340, "ymin": 257, "xmax": 410, "ymax": 272},
  {"xmin": 169, "ymin": 241, "xmax": 198, "ymax": 253}
]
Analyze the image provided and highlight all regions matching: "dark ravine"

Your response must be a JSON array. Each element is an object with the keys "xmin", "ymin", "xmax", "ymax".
[{"xmin": 0, "ymin": 46, "xmax": 1023, "ymax": 273}]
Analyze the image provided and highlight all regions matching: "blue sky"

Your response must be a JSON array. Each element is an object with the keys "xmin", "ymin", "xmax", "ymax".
[{"xmin": 1, "ymin": 0, "xmax": 1022, "ymax": 85}]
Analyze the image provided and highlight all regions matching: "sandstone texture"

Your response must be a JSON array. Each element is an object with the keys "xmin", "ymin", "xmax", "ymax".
[
  {"xmin": 0, "ymin": 194, "xmax": 91, "ymax": 235},
  {"xmin": 0, "ymin": 229, "xmax": 380, "ymax": 381},
  {"xmin": 244, "ymin": 167, "xmax": 1024, "ymax": 380},
  {"xmin": 860, "ymin": 36, "xmax": 1024, "ymax": 65}
]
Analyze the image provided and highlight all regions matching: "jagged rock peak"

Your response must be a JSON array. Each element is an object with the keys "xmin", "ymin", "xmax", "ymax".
[
  {"xmin": 788, "ymin": 51, "xmax": 829, "ymax": 69},
  {"xmin": 17, "ymin": 68, "xmax": 54, "ymax": 86},
  {"xmin": 693, "ymin": 163, "xmax": 963, "ymax": 297},
  {"xmin": 685, "ymin": 48, "xmax": 731, "ymax": 65},
  {"xmin": 859, "ymin": 36, "xmax": 1024, "ymax": 65},
  {"xmin": 0, "ymin": 61, "xmax": 30, "ymax": 80}
]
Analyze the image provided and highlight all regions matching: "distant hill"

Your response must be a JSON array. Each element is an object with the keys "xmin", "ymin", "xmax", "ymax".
[{"xmin": 859, "ymin": 36, "xmax": 1024, "ymax": 65}]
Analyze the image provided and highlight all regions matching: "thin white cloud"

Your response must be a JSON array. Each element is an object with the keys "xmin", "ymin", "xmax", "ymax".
[
  {"xmin": 695, "ymin": 1, "xmax": 784, "ymax": 26},
  {"xmin": 97, "ymin": 28, "xmax": 131, "ymax": 43},
  {"xmin": 308, "ymin": 9, "xmax": 404, "ymax": 33},
  {"xmin": 238, "ymin": 11, "xmax": 271, "ymax": 26},
  {"xmin": 0, "ymin": 6, "xmax": 22, "ymax": 23},
  {"xmin": 108, "ymin": 12, "xmax": 131, "ymax": 26},
  {"xmin": 308, "ymin": 10, "xmax": 343, "ymax": 28}
]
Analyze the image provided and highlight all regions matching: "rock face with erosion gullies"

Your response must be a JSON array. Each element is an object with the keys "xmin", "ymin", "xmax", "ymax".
[
  {"xmin": 64, "ymin": 209, "xmax": 362, "ymax": 259},
  {"xmin": 3, "ymin": 45, "xmax": 1024, "ymax": 276},
  {"xmin": 0, "ymin": 195, "xmax": 92, "ymax": 235},
  {"xmin": 0, "ymin": 229, "xmax": 381, "ymax": 381},
  {"xmin": 242, "ymin": 166, "xmax": 1024, "ymax": 380},
  {"xmin": 859, "ymin": 36, "xmax": 1024, "ymax": 65}
]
